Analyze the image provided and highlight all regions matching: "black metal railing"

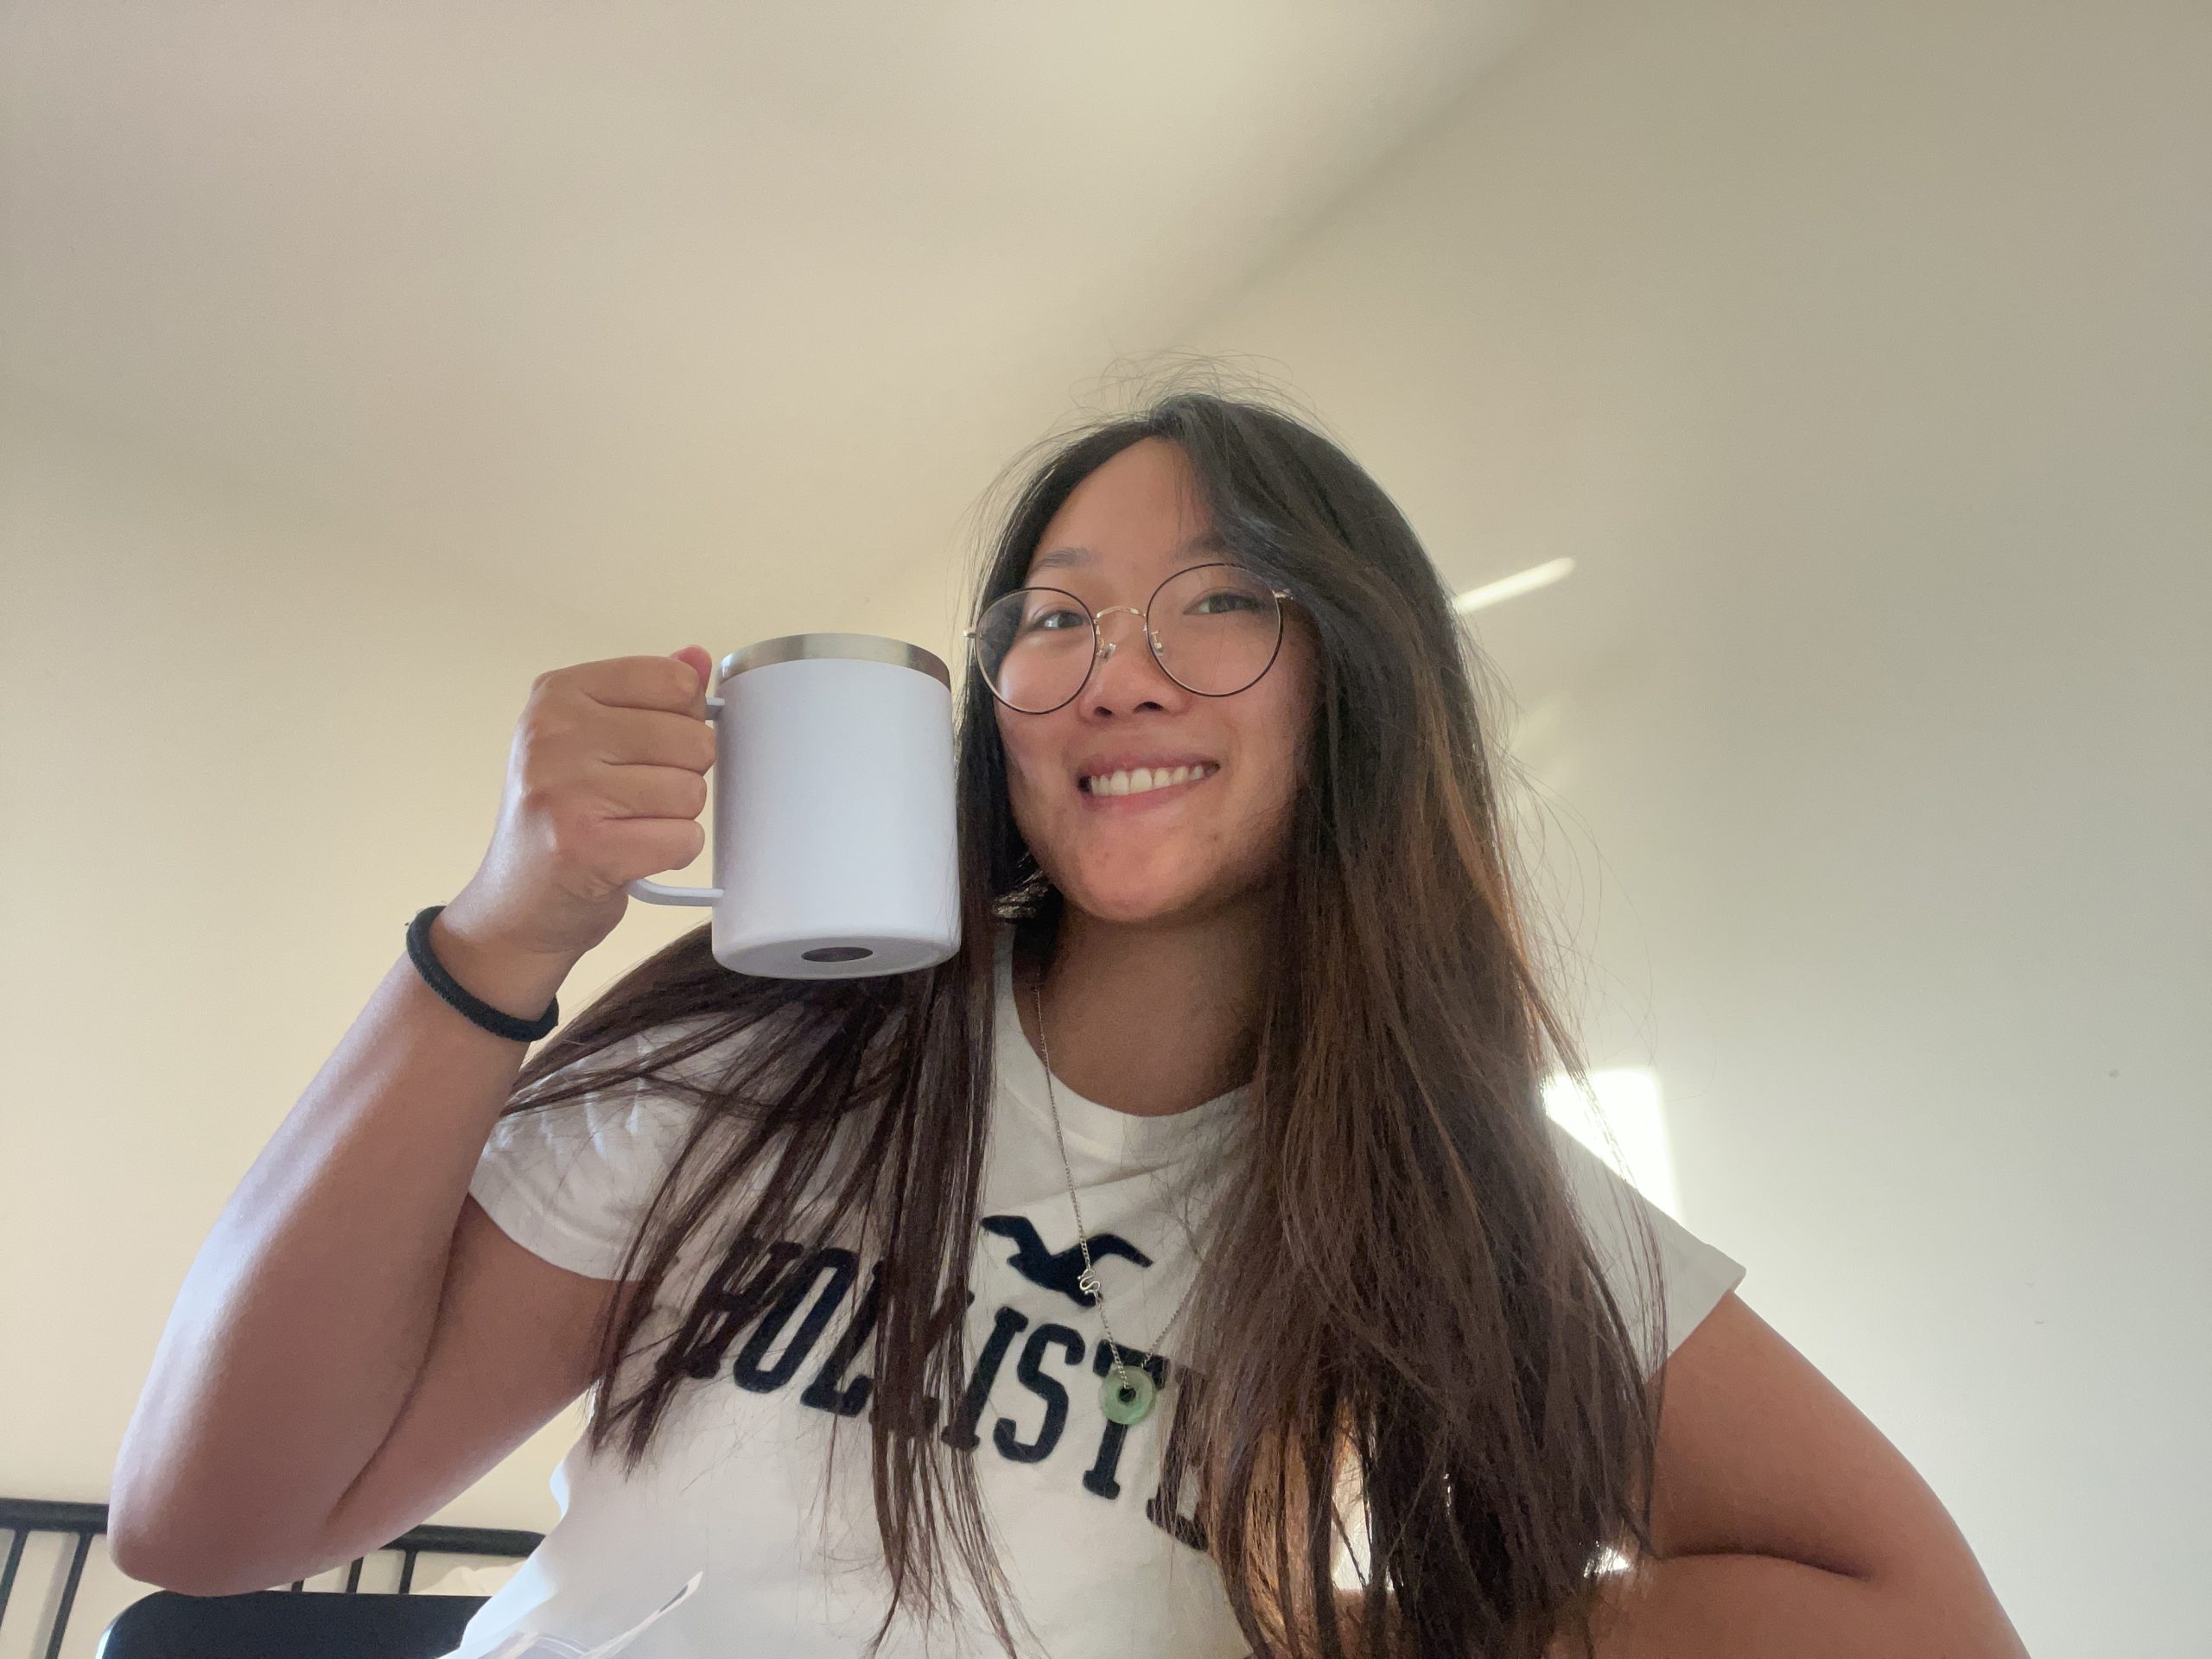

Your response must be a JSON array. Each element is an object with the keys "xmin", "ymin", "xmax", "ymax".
[{"xmin": 0, "ymin": 1496, "xmax": 542, "ymax": 1659}]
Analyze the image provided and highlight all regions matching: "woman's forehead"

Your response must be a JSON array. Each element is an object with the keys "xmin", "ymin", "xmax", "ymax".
[
  {"xmin": 1022, "ymin": 438, "xmax": 1219, "ymax": 587},
  {"xmin": 1023, "ymin": 527, "xmax": 1230, "ymax": 588}
]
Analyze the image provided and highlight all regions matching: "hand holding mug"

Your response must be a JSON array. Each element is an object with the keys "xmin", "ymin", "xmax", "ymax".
[{"xmin": 442, "ymin": 646, "xmax": 719, "ymax": 964}]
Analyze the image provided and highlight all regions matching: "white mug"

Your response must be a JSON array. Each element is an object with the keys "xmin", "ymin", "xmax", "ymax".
[{"xmin": 626, "ymin": 633, "xmax": 961, "ymax": 978}]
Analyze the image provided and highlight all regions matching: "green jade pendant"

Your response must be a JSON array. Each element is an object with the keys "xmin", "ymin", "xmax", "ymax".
[{"xmin": 1101, "ymin": 1367, "xmax": 1157, "ymax": 1425}]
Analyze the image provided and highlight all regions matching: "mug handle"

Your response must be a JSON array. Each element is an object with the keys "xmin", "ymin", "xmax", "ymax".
[{"xmin": 626, "ymin": 680, "xmax": 728, "ymax": 906}]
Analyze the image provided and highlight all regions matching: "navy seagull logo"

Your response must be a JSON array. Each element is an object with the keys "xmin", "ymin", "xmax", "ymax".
[{"xmin": 979, "ymin": 1214, "xmax": 1153, "ymax": 1307}]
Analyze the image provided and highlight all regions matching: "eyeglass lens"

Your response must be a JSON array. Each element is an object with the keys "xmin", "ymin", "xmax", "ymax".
[{"xmin": 975, "ymin": 564, "xmax": 1282, "ymax": 713}]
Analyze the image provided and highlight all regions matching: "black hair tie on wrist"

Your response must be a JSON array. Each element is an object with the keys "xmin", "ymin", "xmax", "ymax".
[{"xmin": 406, "ymin": 904, "xmax": 560, "ymax": 1043}]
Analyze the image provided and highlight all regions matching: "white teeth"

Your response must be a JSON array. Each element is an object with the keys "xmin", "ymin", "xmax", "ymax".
[{"xmin": 1082, "ymin": 763, "xmax": 1214, "ymax": 796}]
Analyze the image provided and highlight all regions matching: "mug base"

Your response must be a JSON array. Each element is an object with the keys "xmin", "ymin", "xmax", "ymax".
[{"xmin": 715, "ymin": 926, "xmax": 960, "ymax": 979}]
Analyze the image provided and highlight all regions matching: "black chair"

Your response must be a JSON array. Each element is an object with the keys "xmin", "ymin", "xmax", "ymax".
[
  {"xmin": 0, "ymin": 1498, "xmax": 539, "ymax": 1659},
  {"xmin": 100, "ymin": 1589, "xmax": 488, "ymax": 1658}
]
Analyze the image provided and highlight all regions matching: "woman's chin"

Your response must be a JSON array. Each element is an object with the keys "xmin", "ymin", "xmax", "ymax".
[
  {"xmin": 1055, "ymin": 867, "xmax": 1244, "ymax": 927},
  {"xmin": 1058, "ymin": 892, "xmax": 1166, "ymax": 926}
]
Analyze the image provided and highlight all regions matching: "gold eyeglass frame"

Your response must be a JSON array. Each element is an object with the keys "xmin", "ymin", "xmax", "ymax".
[{"xmin": 963, "ymin": 561, "xmax": 1294, "ymax": 715}]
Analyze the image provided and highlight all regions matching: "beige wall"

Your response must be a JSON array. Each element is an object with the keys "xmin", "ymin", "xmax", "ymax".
[
  {"xmin": 1181, "ymin": 3, "xmax": 2209, "ymax": 1656},
  {"xmin": 0, "ymin": 385, "xmax": 676, "ymax": 1523},
  {"xmin": 0, "ymin": 388, "xmax": 732, "ymax": 1644}
]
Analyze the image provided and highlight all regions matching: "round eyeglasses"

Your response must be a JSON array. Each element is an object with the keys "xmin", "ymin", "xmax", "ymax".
[{"xmin": 966, "ymin": 562, "xmax": 1293, "ymax": 715}]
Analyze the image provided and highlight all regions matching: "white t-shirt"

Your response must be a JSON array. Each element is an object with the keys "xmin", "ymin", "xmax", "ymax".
[{"xmin": 449, "ymin": 923, "xmax": 1745, "ymax": 1659}]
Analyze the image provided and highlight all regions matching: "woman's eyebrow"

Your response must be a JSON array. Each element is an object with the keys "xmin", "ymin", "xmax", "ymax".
[
  {"xmin": 1027, "ymin": 531, "xmax": 1226, "ymax": 579},
  {"xmin": 1028, "ymin": 544, "xmax": 1095, "ymax": 576}
]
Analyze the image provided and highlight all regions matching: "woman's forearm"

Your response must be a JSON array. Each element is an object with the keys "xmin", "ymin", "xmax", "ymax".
[
  {"xmin": 1559, "ymin": 1551, "xmax": 2029, "ymax": 1659},
  {"xmin": 109, "ymin": 926, "xmax": 582, "ymax": 1589},
  {"xmin": 1325, "ymin": 1545, "xmax": 2024, "ymax": 1658}
]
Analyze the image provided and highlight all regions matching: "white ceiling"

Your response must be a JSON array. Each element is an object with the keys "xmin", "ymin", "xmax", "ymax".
[{"xmin": 1, "ymin": 1, "xmax": 1541, "ymax": 650}]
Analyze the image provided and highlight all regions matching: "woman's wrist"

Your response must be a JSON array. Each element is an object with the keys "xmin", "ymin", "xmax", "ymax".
[{"xmin": 425, "ymin": 906, "xmax": 580, "ymax": 1020}]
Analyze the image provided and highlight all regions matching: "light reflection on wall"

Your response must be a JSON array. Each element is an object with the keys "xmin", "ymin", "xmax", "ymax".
[{"xmin": 1542, "ymin": 1067, "xmax": 1680, "ymax": 1221}]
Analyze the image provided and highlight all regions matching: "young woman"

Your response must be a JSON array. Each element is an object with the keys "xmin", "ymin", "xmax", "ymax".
[{"xmin": 111, "ymin": 391, "xmax": 2025, "ymax": 1659}]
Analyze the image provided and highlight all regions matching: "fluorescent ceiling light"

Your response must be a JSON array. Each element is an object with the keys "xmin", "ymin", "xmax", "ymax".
[{"xmin": 1452, "ymin": 556, "xmax": 1576, "ymax": 613}]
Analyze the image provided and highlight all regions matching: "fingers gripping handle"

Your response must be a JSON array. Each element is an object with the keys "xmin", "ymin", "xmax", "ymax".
[
  {"xmin": 627, "ymin": 874, "xmax": 723, "ymax": 904},
  {"xmin": 625, "ymin": 684, "xmax": 726, "ymax": 906}
]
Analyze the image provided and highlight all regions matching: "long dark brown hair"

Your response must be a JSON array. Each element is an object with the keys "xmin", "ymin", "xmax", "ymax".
[{"xmin": 499, "ymin": 380, "xmax": 1666, "ymax": 1659}]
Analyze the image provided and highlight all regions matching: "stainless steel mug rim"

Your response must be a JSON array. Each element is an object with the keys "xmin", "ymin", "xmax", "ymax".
[{"xmin": 716, "ymin": 632, "xmax": 951, "ymax": 690}]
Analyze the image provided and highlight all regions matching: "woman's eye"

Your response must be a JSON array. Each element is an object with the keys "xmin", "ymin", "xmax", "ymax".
[
  {"xmin": 1023, "ymin": 607, "xmax": 1086, "ymax": 632},
  {"xmin": 1190, "ymin": 588, "xmax": 1260, "ymax": 615}
]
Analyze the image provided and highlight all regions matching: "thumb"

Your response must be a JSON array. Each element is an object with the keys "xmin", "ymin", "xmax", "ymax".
[{"xmin": 671, "ymin": 645, "xmax": 714, "ymax": 699}]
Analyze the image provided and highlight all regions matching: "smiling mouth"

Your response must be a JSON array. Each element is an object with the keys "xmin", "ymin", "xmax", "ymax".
[{"xmin": 1078, "ymin": 762, "xmax": 1218, "ymax": 798}]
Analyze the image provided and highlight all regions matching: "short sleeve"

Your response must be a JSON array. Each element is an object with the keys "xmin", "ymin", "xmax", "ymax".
[
  {"xmin": 1547, "ymin": 1118, "xmax": 1745, "ymax": 1373},
  {"xmin": 467, "ymin": 1026, "xmax": 709, "ymax": 1281}
]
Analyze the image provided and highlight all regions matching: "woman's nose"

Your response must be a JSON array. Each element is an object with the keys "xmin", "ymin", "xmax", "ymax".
[{"xmin": 1087, "ymin": 608, "xmax": 1174, "ymax": 705}]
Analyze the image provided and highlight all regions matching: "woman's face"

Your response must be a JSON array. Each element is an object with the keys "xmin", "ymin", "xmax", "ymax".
[{"xmin": 993, "ymin": 437, "xmax": 1316, "ymax": 926}]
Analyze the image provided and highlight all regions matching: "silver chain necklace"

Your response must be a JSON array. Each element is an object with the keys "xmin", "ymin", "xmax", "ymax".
[{"xmin": 1030, "ymin": 971, "xmax": 1200, "ymax": 1427}]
